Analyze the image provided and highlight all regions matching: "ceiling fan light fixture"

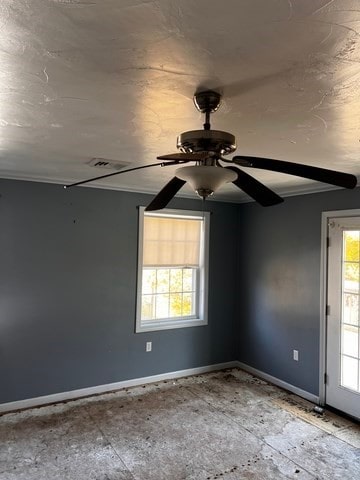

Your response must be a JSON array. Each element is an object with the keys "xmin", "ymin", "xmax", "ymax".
[{"xmin": 175, "ymin": 165, "xmax": 237, "ymax": 199}]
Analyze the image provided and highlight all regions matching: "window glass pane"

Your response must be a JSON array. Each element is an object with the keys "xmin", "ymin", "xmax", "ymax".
[
  {"xmin": 156, "ymin": 269, "xmax": 170, "ymax": 293},
  {"xmin": 344, "ymin": 231, "xmax": 360, "ymax": 262},
  {"xmin": 342, "ymin": 325, "xmax": 359, "ymax": 358},
  {"xmin": 341, "ymin": 355, "xmax": 359, "ymax": 391},
  {"xmin": 142, "ymin": 269, "xmax": 156, "ymax": 294},
  {"xmin": 170, "ymin": 269, "xmax": 183, "ymax": 293},
  {"xmin": 182, "ymin": 293, "xmax": 194, "ymax": 316},
  {"xmin": 169, "ymin": 293, "xmax": 183, "ymax": 317},
  {"xmin": 344, "ymin": 263, "xmax": 359, "ymax": 288},
  {"xmin": 141, "ymin": 295, "xmax": 155, "ymax": 320},
  {"xmin": 155, "ymin": 294, "xmax": 169, "ymax": 318},
  {"xmin": 141, "ymin": 267, "xmax": 197, "ymax": 320},
  {"xmin": 183, "ymin": 269, "xmax": 194, "ymax": 292},
  {"xmin": 343, "ymin": 293, "xmax": 359, "ymax": 326}
]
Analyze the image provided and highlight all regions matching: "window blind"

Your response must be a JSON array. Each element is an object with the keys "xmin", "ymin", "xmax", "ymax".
[{"xmin": 143, "ymin": 215, "xmax": 201, "ymax": 267}]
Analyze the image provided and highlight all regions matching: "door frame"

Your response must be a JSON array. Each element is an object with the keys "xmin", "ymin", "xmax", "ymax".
[{"xmin": 319, "ymin": 208, "xmax": 360, "ymax": 406}]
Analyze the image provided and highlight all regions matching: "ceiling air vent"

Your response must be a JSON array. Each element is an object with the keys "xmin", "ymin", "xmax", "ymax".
[{"xmin": 87, "ymin": 158, "xmax": 129, "ymax": 170}]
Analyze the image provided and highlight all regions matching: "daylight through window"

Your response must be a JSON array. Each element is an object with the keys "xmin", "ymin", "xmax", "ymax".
[{"xmin": 136, "ymin": 208, "xmax": 209, "ymax": 332}]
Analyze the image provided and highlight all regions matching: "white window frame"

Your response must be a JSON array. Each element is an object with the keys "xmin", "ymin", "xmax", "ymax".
[{"xmin": 136, "ymin": 207, "xmax": 209, "ymax": 333}]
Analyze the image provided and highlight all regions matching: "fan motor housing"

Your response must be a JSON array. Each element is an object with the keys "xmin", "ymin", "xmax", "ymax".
[{"xmin": 177, "ymin": 130, "xmax": 236, "ymax": 155}]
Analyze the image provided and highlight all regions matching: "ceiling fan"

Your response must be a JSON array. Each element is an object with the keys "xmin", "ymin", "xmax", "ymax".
[{"xmin": 65, "ymin": 90, "xmax": 357, "ymax": 210}]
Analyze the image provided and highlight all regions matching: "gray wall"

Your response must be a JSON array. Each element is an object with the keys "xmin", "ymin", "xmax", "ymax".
[
  {"xmin": 237, "ymin": 187, "xmax": 360, "ymax": 395},
  {"xmin": 2, "ymin": 177, "xmax": 360, "ymax": 405},
  {"xmin": 0, "ymin": 179, "xmax": 239, "ymax": 403}
]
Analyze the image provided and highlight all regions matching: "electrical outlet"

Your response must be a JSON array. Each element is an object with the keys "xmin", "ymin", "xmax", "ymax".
[
  {"xmin": 293, "ymin": 349, "xmax": 299, "ymax": 361},
  {"xmin": 146, "ymin": 341, "xmax": 152, "ymax": 352}
]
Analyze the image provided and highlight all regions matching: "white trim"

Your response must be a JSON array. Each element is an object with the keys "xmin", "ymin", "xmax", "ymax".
[
  {"xmin": 2, "ymin": 172, "xmax": 358, "ymax": 198},
  {"xmin": 135, "ymin": 207, "xmax": 210, "ymax": 333},
  {"xmin": 0, "ymin": 361, "xmax": 238, "ymax": 414},
  {"xmin": 237, "ymin": 362, "xmax": 319, "ymax": 404},
  {"xmin": 319, "ymin": 208, "xmax": 360, "ymax": 407},
  {"xmin": 321, "ymin": 208, "xmax": 360, "ymax": 219},
  {"xmin": 1, "ymin": 173, "xmax": 358, "ymax": 205},
  {"xmin": 274, "ymin": 183, "xmax": 355, "ymax": 199},
  {"xmin": 319, "ymin": 212, "xmax": 329, "ymax": 406},
  {"xmin": 0, "ymin": 361, "xmax": 322, "ymax": 414},
  {"xmin": 0, "ymin": 173, "xmax": 197, "ymax": 198}
]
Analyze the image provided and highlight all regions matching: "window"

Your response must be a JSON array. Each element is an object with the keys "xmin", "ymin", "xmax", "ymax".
[{"xmin": 136, "ymin": 207, "xmax": 209, "ymax": 332}]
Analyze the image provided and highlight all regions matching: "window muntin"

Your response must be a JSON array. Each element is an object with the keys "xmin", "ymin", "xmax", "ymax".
[{"xmin": 136, "ymin": 208, "xmax": 209, "ymax": 332}]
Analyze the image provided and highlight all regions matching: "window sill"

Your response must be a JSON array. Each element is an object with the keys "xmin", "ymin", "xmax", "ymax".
[{"xmin": 136, "ymin": 317, "xmax": 207, "ymax": 333}]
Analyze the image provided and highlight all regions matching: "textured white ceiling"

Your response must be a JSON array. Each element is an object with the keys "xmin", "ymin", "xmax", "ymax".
[{"xmin": 0, "ymin": 0, "xmax": 360, "ymax": 202}]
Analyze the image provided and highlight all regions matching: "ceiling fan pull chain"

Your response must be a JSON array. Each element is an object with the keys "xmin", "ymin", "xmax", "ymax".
[{"xmin": 202, "ymin": 196, "xmax": 206, "ymax": 218}]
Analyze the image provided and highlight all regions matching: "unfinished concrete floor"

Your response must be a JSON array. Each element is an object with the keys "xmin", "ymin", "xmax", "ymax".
[{"xmin": 0, "ymin": 368, "xmax": 359, "ymax": 479}]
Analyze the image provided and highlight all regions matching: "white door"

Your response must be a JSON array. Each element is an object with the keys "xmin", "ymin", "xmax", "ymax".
[{"xmin": 326, "ymin": 217, "xmax": 360, "ymax": 419}]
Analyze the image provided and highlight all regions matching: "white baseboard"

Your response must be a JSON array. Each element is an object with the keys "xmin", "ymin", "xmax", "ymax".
[
  {"xmin": 0, "ymin": 361, "xmax": 238, "ymax": 414},
  {"xmin": 0, "ymin": 361, "xmax": 320, "ymax": 415},
  {"xmin": 237, "ymin": 361, "xmax": 319, "ymax": 404}
]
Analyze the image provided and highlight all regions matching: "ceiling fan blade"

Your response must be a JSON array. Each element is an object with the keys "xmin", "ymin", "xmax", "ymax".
[
  {"xmin": 64, "ymin": 161, "xmax": 184, "ymax": 189},
  {"xmin": 145, "ymin": 177, "xmax": 186, "ymax": 212},
  {"xmin": 157, "ymin": 153, "xmax": 208, "ymax": 161},
  {"xmin": 233, "ymin": 156, "xmax": 357, "ymax": 190},
  {"xmin": 225, "ymin": 165, "xmax": 283, "ymax": 206}
]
